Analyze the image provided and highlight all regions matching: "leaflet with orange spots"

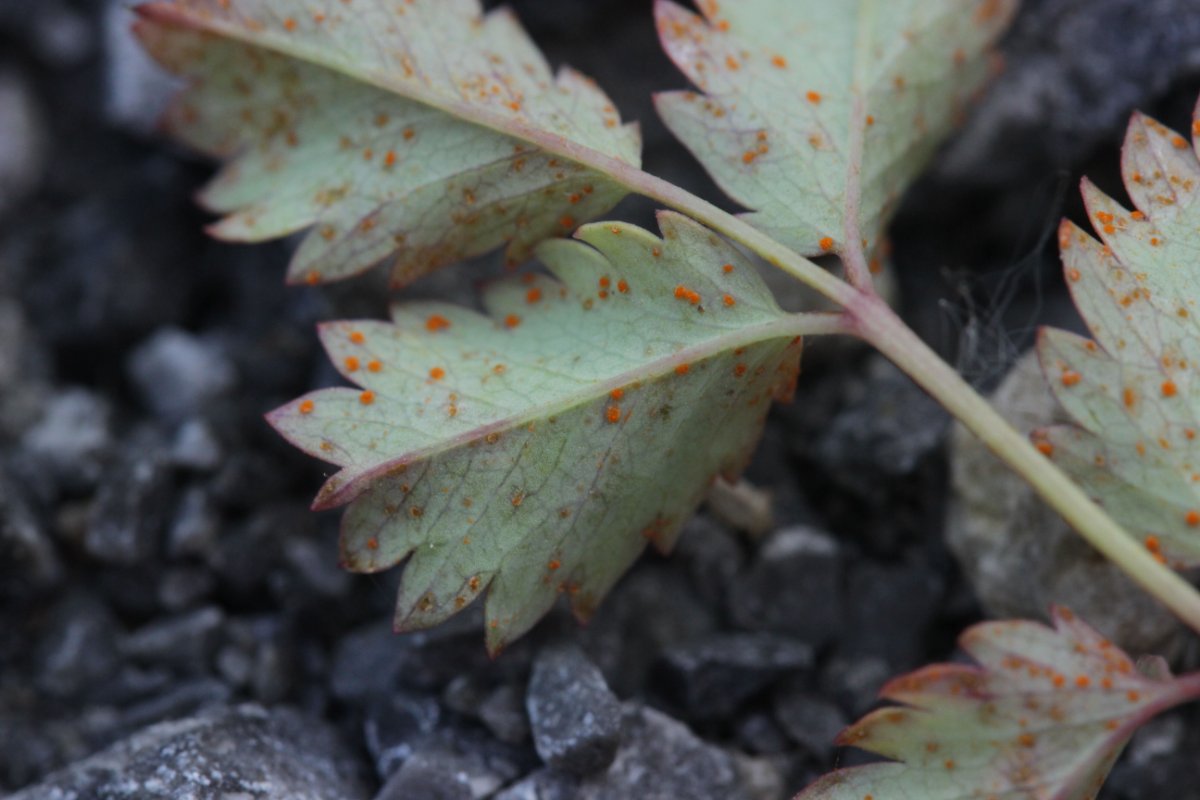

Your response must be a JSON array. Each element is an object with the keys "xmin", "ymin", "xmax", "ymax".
[
  {"xmin": 795, "ymin": 607, "xmax": 1200, "ymax": 800},
  {"xmin": 1037, "ymin": 108, "xmax": 1200, "ymax": 569},
  {"xmin": 266, "ymin": 212, "xmax": 801, "ymax": 654},
  {"xmin": 135, "ymin": 0, "xmax": 640, "ymax": 287}
]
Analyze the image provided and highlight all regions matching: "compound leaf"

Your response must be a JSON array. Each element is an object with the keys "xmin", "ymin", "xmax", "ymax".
[
  {"xmin": 135, "ymin": 0, "xmax": 640, "ymax": 286},
  {"xmin": 268, "ymin": 212, "xmax": 803, "ymax": 652},
  {"xmin": 796, "ymin": 607, "xmax": 1200, "ymax": 800},
  {"xmin": 654, "ymin": 0, "xmax": 1015, "ymax": 259},
  {"xmin": 1037, "ymin": 107, "xmax": 1200, "ymax": 568}
]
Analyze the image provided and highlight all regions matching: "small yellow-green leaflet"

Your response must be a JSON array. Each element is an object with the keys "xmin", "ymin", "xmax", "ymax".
[
  {"xmin": 268, "ymin": 213, "xmax": 803, "ymax": 652},
  {"xmin": 1038, "ymin": 107, "xmax": 1200, "ymax": 568},
  {"xmin": 654, "ymin": 0, "xmax": 1014, "ymax": 259},
  {"xmin": 796, "ymin": 607, "xmax": 1200, "ymax": 800},
  {"xmin": 135, "ymin": 0, "xmax": 640, "ymax": 285}
]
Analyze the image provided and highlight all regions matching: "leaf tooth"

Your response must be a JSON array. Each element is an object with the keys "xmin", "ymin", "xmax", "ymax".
[{"xmin": 1122, "ymin": 111, "xmax": 1200, "ymax": 223}]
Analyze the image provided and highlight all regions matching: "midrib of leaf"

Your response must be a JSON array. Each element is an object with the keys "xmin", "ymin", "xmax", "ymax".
[
  {"xmin": 140, "ymin": 3, "xmax": 857, "ymax": 306},
  {"xmin": 840, "ymin": 0, "xmax": 876, "ymax": 287},
  {"xmin": 309, "ymin": 310, "xmax": 843, "ymax": 509}
]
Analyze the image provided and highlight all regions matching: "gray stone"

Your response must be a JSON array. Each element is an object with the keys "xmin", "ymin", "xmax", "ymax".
[
  {"xmin": 373, "ymin": 748, "xmax": 509, "ymax": 800},
  {"xmin": 0, "ymin": 297, "xmax": 51, "ymax": 439},
  {"xmin": 672, "ymin": 514, "xmax": 745, "ymax": 609},
  {"xmin": 841, "ymin": 560, "xmax": 943, "ymax": 668},
  {"xmin": 331, "ymin": 615, "xmax": 489, "ymax": 700},
  {"xmin": 103, "ymin": 0, "xmax": 180, "ymax": 133},
  {"xmin": 580, "ymin": 565, "xmax": 716, "ymax": 697},
  {"xmin": 478, "ymin": 683, "xmax": 531, "ymax": 745},
  {"xmin": 223, "ymin": 616, "xmax": 297, "ymax": 705},
  {"xmin": 733, "ymin": 712, "xmax": 791, "ymax": 756},
  {"xmin": 945, "ymin": 349, "xmax": 1185, "ymax": 656},
  {"xmin": 653, "ymin": 633, "xmax": 814, "ymax": 719},
  {"xmin": 0, "ymin": 462, "xmax": 61, "ymax": 589},
  {"xmin": 85, "ymin": 446, "xmax": 171, "ymax": 565},
  {"xmin": 285, "ymin": 535, "xmax": 352, "ymax": 597},
  {"xmin": 164, "ymin": 487, "xmax": 216, "ymax": 561},
  {"xmin": 577, "ymin": 704, "xmax": 777, "ymax": 800},
  {"xmin": 120, "ymin": 607, "xmax": 224, "ymax": 672},
  {"xmin": 8, "ymin": 704, "xmax": 370, "ymax": 800},
  {"xmin": 373, "ymin": 751, "xmax": 475, "ymax": 800},
  {"xmin": 0, "ymin": 72, "xmax": 44, "ymax": 218},
  {"xmin": 33, "ymin": 592, "xmax": 121, "ymax": 699},
  {"xmin": 493, "ymin": 769, "xmax": 579, "ymax": 800},
  {"xmin": 157, "ymin": 566, "xmax": 216, "ymax": 611},
  {"xmin": 169, "ymin": 418, "xmax": 223, "ymax": 471},
  {"xmin": 116, "ymin": 678, "xmax": 233, "ymax": 733},
  {"xmin": 126, "ymin": 327, "xmax": 236, "ymax": 422},
  {"xmin": 728, "ymin": 526, "xmax": 843, "ymax": 647},
  {"xmin": 819, "ymin": 655, "xmax": 894, "ymax": 718},
  {"xmin": 216, "ymin": 644, "xmax": 256, "ymax": 688},
  {"xmin": 773, "ymin": 689, "xmax": 847, "ymax": 761},
  {"xmin": 21, "ymin": 387, "xmax": 113, "ymax": 492},
  {"xmin": 364, "ymin": 692, "xmax": 443, "ymax": 777},
  {"xmin": 939, "ymin": 0, "xmax": 1200, "ymax": 187},
  {"xmin": 527, "ymin": 644, "xmax": 622, "ymax": 776},
  {"xmin": 814, "ymin": 356, "xmax": 949, "ymax": 480}
]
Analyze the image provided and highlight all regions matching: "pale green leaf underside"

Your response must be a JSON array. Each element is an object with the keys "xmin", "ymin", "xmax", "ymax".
[
  {"xmin": 654, "ymin": 0, "xmax": 1014, "ymax": 258},
  {"xmin": 797, "ymin": 607, "xmax": 1194, "ymax": 800},
  {"xmin": 135, "ymin": 0, "xmax": 640, "ymax": 286},
  {"xmin": 268, "ymin": 212, "xmax": 802, "ymax": 651},
  {"xmin": 1038, "ymin": 109, "xmax": 1200, "ymax": 568}
]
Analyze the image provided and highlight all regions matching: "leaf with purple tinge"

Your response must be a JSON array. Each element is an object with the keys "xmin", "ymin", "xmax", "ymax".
[
  {"xmin": 795, "ymin": 607, "xmax": 1200, "ymax": 800},
  {"xmin": 135, "ymin": 0, "xmax": 640, "ymax": 286},
  {"xmin": 654, "ymin": 0, "xmax": 1014, "ymax": 261},
  {"xmin": 267, "ymin": 212, "xmax": 803, "ymax": 653},
  {"xmin": 1037, "ymin": 105, "xmax": 1200, "ymax": 568}
]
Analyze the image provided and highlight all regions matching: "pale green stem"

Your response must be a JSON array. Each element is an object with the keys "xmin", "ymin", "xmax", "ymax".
[
  {"xmin": 569, "ymin": 149, "xmax": 1200, "ymax": 637},
  {"xmin": 848, "ymin": 291, "xmax": 1200, "ymax": 635}
]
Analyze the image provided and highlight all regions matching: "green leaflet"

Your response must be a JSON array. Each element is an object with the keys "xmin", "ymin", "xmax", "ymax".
[
  {"xmin": 654, "ymin": 0, "xmax": 1014, "ymax": 259},
  {"xmin": 135, "ymin": 0, "xmax": 640, "ymax": 286},
  {"xmin": 268, "ymin": 212, "xmax": 803, "ymax": 652},
  {"xmin": 1038, "ymin": 110, "xmax": 1200, "ymax": 568},
  {"xmin": 797, "ymin": 607, "xmax": 1200, "ymax": 800}
]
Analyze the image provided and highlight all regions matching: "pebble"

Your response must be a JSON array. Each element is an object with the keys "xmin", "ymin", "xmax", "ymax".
[
  {"xmin": 85, "ymin": 445, "xmax": 171, "ymax": 565},
  {"xmin": 126, "ymin": 327, "xmax": 237, "ymax": 422},
  {"xmin": 33, "ymin": 592, "xmax": 120, "ymax": 700},
  {"xmin": 577, "ymin": 704, "xmax": 773, "ymax": 800},
  {"xmin": 7, "ymin": 704, "xmax": 371, "ymax": 800},
  {"xmin": 840, "ymin": 560, "xmax": 943, "ymax": 669},
  {"xmin": 364, "ymin": 691, "xmax": 443, "ymax": 778},
  {"xmin": 20, "ymin": 387, "xmax": 113, "ymax": 492},
  {"xmin": 814, "ymin": 356, "xmax": 950, "ymax": 482},
  {"xmin": 492, "ymin": 768, "xmax": 580, "ymax": 800},
  {"xmin": 773, "ymin": 687, "xmax": 847, "ymax": 761},
  {"xmin": 478, "ymin": 683, "xmax": 531, "ymax": 745},
  {"xmin": 166, "ymin": 487, "xmax": 219, "ymax": 559},
  {"xmin": 728, "ymin": 526, "xmax": 843, "ymax": 647},
  {"xmin": 653, "ymin": 632, "xmax": 815, "ymax": 719},
  {"xmin": 169, "ymin": 418, "xmax": 223, "ymax": 472},
  {"xmin": 120, "ymin": 606, "xmax": 224, "ymax": 673},
  {"xmin": 0, "ymin": 71, "xmax": 44, "ymax": 219},
  {"xmin": 527, "ymin": 644, "xmax": 622, "ymax": 776},
  {"xmin": 0, "ymin": 462, "xmax": 61, "ymax": 589}
]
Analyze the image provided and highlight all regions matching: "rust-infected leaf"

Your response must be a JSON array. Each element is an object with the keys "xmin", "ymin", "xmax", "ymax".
[
  {"xmin": 654, "ymin": 0, "xmax": 1014, "ymax": 260},
  {"xmin": 268, "ymin": 213, "xmax": 803, "ymax": 652},
  {"xmin": 135, "ymin": 0, "xmax": 640, "ymax": 285},
  {"xmin": 797, "ymin": 607, "xmax": 1200, "ymax": 800},
  {"xmin": 1037, "ymin": 103, "xmax": 1200, "ymax": 568}
]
